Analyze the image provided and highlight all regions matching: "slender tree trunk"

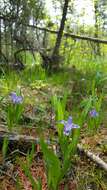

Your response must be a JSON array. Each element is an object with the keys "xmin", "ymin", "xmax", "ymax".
[
  {"xmin": 52, "ymin": 0, "xmax": 69, "ymax": 57},
  {"xmin": 94, "ymin": 0, "xmax": 100, "ymax": 56},
  {"xmin": 41, "ymin": 0, "xmax": 69, "ymax": 72},
  {"xmin": 0, "ymin": 19, "xmax": 1, "ymax": 56}
]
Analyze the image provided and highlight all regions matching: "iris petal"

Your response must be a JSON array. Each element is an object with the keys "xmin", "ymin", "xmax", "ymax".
[
  {"xmin": 58, "ymin": 116, "xmax": 80, "ymax": 136},
  {"xmin": 10, "ymin": 92, "xmax": 23, "ymax": 104},
  {"xmin": 67, "ymin": 116, "xmax": 72, "ymax": 125},
  {"xmin": 89, "ymin": 109, "xmax": 99, "ymax": 118},
  {"xmin": 59, "ymin": 120, "xmax": 66, "ymax": 125},
  {"xmin": 71, "ymin": 123, "xmax": 80, "ymax": 129}
]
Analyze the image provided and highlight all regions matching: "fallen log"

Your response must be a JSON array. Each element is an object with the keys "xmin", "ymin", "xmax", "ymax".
[
  {"xmin": 1, "ymin": 15, "xmax": 107, "ymax": 44},
  {"xmin": 0, "ymin": 132, "xmax": 39, "ymax": 152},
  {"xmin": 0, "ymin": 132, "xmax": 107, "ymax": 172},
  {"xmin": 27, "ymin": 24, "xmax": 107, "ymax": 45}
]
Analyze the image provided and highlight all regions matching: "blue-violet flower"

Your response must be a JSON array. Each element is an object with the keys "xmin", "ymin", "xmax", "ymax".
[
  {"xmin": 59, "ymin": 116, "xmax": 80, "ymax": 136},
  {"xmin": 10, "ymin": 92, "xmax": 23, "ymax": 104},
  {"xmin": 89, "ymin": 109, "xmax": 98, "ymax": 118}
]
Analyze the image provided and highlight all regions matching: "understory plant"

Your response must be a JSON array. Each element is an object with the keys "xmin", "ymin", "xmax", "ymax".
[
  {"xmin": 2, "ymin": 137, "xmax": 9, "ymax": 160},
  {"xmin": 0, "ymin": 71, "xmax": 21, "ymax": 95},
  {"xmin": 21, "ymin": 64, "xmax": 46, "ymax": 83},
  {"xmin": 51, "ymin": 93, "xmax": 68, "ymax": 135},
  {"xmin": 19, "ymin": 143, "xmax": 42, "ymax": 190},
  {"xmin": 80, "ymin": 81, "xmax": 103, "ymax": 133},
  {"xmin": 40, "ymin": 116, "xmax": 80, "ymax": 190},
  {"xmin": 40, "ymin": 95, "xmax": 80, "ymax": 190},
  {"xmin": 7, "ymin": 90, "xmax": 24, "ymax": 130},
  {"xmin": 88, "ymin": 108, "xmax": 100, "ymax": 133}
]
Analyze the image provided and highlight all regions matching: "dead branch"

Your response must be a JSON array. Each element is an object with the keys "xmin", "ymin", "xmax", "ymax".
[
  {"xmin": 1, "ymin": 15, "xmax": 107, "ymax": 45},
  {"xmin": 27, "ymin": 24, "xmax": 107, "ymax": 45},
  {"xmin": 14, "ymin": 48, "xmax": 39, "ymax": 56},
  {"xmin": 77, "ymin": 144, "xmax": 107, "ymax": 172},
  {"xmin": 13, "ymin": 47, "xmax": 39, "ymax": 70},
  {"xmin": 0, "ymin": 168, "xmax": 17, "ymax": 182},
  {"xmin": 0, "ymin": 132, "xmax": 39, "ymax": 152},
  {"xmin": 0, "ymin": 132, "xmax": 107, "ymax": 172}
]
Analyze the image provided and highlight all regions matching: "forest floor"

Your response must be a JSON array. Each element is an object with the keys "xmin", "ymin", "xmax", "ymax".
[{"xmin": 0, "ymin": 67, "xmax": 107, "ymax": 190}]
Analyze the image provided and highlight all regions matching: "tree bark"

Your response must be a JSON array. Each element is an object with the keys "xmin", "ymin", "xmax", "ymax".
[
  {"xmin": 0, "ymin": 18, "xmax": 2, "ymax": 62},
  {"xmin": 52, "ymin": 0, "xmax": 69, "ymax": 57},
  {"xmin": 93, "ymin": 0, "xmax": 100, "ymax": 55}
]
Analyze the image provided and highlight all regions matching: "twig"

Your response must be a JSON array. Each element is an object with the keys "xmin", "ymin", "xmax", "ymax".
[
  {"xmin": 9, "ymin": 149, "xmax": 27, "ymax": 156},
  {"xmin": 0, "ymin": 168, "xmax": 16, "ymax": 182},
  {"xmin": 4, "ymin": 149, "xmax": 27, "ymax": 162}
]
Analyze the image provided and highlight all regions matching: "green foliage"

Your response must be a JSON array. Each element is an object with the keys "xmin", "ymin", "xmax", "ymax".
[
  {"xmin": 0, "ymin": 71, "xmax": 21, "ymax": 96},
  {"xmin": 20, "ymin": 162, "xmax": 41, "ymax": 190},
  {"xmin": 80, "ymin": 82, "xmax": 103, "ymax": 133},
  {"xmin": 40, "ymin": 138, "xmax": 61, "ymax": 190},
  {"xmin": 81, "ymin": 80, "xmax": 102, "ymax": 114},
  {"xmin": 21, "ymin": 64, "xmax": 46, "ymax": 83},
  {"xmin": 61, "ymin": 129, "xmax": 80, "ymax": 175},
  {"xmin": 26, "ymin": 143, "xmax": 35, "ymax": 167},
  {"xmin": 6, "ymin": 90, "xmax": 24, "ymax": 130},
  {"xmin": 51, "ymin": 93, "xmax": 68, "ymax": 136},
  {"xmin": 51, "ymin": 93, "xmax": 68, "ymax": 120},
  {"xmin": 19, "ymin": 143, "xmax": 42, "ymax": 190},
  {"xmin": 40, "ymin": 94, "xmax": 80, "ymax": 189},
  {"xmin": 2, "ymin": 137, "xmax": 9, "ymax": 159},
  {"xmin": 7, "ymin": 102, "xmax": 24, "ymax": 130},
  {"xmin": 40, "ymin": 125, "xmax": 80, "ymax": 189}
]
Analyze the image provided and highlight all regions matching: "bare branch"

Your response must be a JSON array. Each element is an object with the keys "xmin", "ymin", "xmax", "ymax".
[
  {"xmin": 1, "ymin": 15, "xmax": 107, "ymax": 44},
  {"xmin": 77, "ymin": 144, "xmax": 107, "ymax": 172}
]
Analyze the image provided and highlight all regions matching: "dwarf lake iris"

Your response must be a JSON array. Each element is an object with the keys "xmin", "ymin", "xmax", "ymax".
[
  {"xmin": 59, "ymin": 116, "xmax": 80, "ymax": 136},
  {"xmin": 89, "ymin": 109, "xmax": 98, "ymax": 118},
  {"xmin": 10, "ymin": 92, "xmax": 23, "ymax": 104}
]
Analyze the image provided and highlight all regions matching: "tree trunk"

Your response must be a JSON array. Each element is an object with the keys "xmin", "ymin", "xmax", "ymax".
[
  {"xmin": 0, "ymin": 19, "xmax": 1, "ymax": 56},
  {"xmin": 52, "ymin": 0, "xmax": 69, "ymax": 57},
  {"xmin": 47, "ymin": 0, "xmax": 69, "ymax": 72},
  {"xmin": 94, "ymin": 0, "xmax": 100, "ymax": 56}
]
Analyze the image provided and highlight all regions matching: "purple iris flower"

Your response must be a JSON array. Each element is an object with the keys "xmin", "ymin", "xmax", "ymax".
[
  {"xmin": 89, "ymin": 109, "xmax": 99, "ymax": 118},
  {"xmin": 59, "ymin": 116, "xmax": 80, "ymax": 136},
  {"xmin": 10, "ymin": 92, "xmax": 23, "ymax": 104}
]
